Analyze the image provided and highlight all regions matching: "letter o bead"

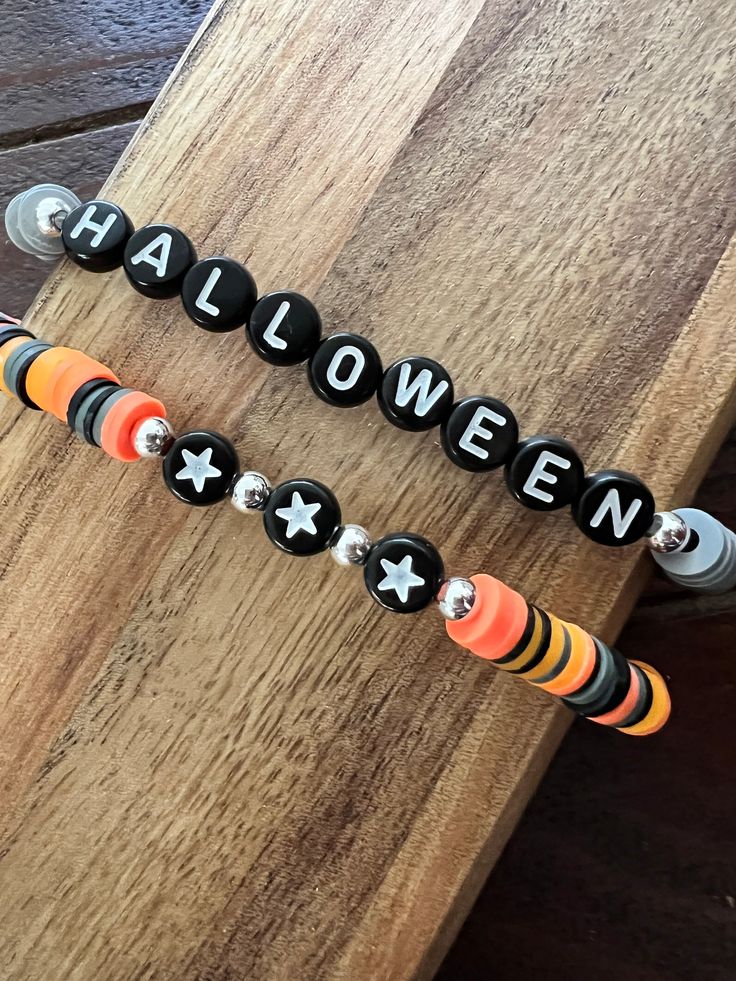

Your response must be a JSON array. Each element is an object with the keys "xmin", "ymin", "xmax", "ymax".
[
  {"xmin": 308, "ymin": 332, "xmax": 382, "ymax": 406},
  {"xmin": 378, "ymin": 356, "xmax": 454, "ymax": 432},
  {"xmin": 441, "ymin": 396, "xmax": 518, "ymax": 471},
  {"xmin": 61, "ymin": 200, "xmax": 134, "ymax": 272},
  {"xmin": 572, "ymin": 470, "xmax": 656, "ymax": 546},
  {"xmin": 505, "ymin": 435, "xmax": 584, "ymax": 511}
]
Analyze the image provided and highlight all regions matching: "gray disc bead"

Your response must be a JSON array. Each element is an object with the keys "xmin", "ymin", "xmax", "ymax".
[{"xmin": 651, "ymin": 507, "xmax": 736, "ymax": 593}]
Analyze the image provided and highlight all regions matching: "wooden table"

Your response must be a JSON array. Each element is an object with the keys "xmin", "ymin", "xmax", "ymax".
[{"xmin": 1, "ymin": 2, "xmax": 735, "ymax": 978}]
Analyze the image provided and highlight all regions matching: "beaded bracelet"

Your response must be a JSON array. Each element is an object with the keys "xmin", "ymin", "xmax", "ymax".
[
  {"xmin": 6, "ymin": 183, "xmax": 735, "ymax": 593},
  {"xmin": 0, "ymin": 314, "xmax": 670, "ymax": 735}
]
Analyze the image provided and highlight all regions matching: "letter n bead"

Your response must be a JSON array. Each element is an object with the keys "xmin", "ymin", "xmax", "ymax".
[{"xmin": 572, "ymin": 470, "xmax": 656, "ymax": 546}]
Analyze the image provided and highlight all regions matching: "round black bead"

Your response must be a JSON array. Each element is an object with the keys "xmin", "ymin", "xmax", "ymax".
[
  {"xmin": 378, "ymin": 356, "xmax": 453, "ymax": 432},
  {"xmin": 163, "ymin": 431, "xmax": 239, "ymax": 507},
  {"xmin": 263, "ymin": 478, "xmax": 341, "ymax": 556},
  {"xmin": 441, "ymin": 396, "xmax": 518, "ymax": 472},
  {"xmin": 61, "ymin": 200, "xmax": 134, "ymax": 272},
  {"xmin": 181, "ymin": 257, "xmax": 258, "ymax": 333},
  {"xmin": 247, "ymin": 291, "xmax": 321, "ymax": 366},
  {"xmin": 308, "ymin": 332, "xmax": 382, "ymax": 407},
  {"xmin": 505, "ymin": 434, "xmax": 584, "ymax": 511},
  {"xmin": 364, "ymin": 532, "xmax": 444, "ymax": 614},
  {"xmin": 572, "ymin": 469, "xmax": 656, "ymax": 546},
  {"xmin": 123, "ymin": 223, "xmax": 196, "ymax": 299}
]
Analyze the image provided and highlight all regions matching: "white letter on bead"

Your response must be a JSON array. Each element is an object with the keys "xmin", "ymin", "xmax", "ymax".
[
  {"xmin": 263, "ymin": 301, "xmax": 290, "ymax": 350},
  {"xmin": 195, "ymin": 267, "xmax": 223, "ymax": 316},
  {"xmin": 129, "ymin": 233, "xmax": 172, "ymax": 278},
  {"xmin": 394, "ymin": 362, "xmax": 449, "ymax": 418},
  {"xmin": 69, "ymin": 205, "xmax": 117, "ymax": 247},
  {"xmin": 589, "ymin": 488, "xmax": 643, "ymax": 539},
  {"xmin": 326, "ymin": 345, "xmax": 365, "ymax": 391},
  {"xmin": 459, "ymin": 406, "xmax": 507, "ymax": 461},
  {"xmin": 523, "ymin": 451, "xmax": 571, "ymax": 504}
]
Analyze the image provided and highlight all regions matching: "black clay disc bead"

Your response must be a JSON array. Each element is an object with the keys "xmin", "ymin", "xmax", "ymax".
[
  {"xmin": 572, "ymin": 469, "xmax": 656, "ymax": 547},
  {"xmin": 123, "ymin": 223, "xmax": 197, "ymax": 299},
  {"xmin": 441, "ymin": 395, "xmax": 518, "ymax": 471},
  {"xmin": 163, "ymin": 430, "xmax": 239, "ymax": 506},
  {"xmin": 308, "ymin": 332, "xmax": 382, "ymax": 407},
  {"xmin": 505, "ymin": 434, "xmax": 584, "ymax": 511},
  {"xmin": 66, "ymin": 377, "xmax": 117, "ymax": 431},
  {"xmin": 181, "ymin": 256, "xmax": 258, "ymax": 333},
  {"xmin": 378, "ymin": 356, "xmax": 454, "ymax": 432},
  {"xmin": 4, "ymin": 340, "xmax": 52, "ymax": 409},
  {"xmin": 263, "ymin": 478, "xmax": 341, "ymax": 556},
  {"xmin": 364, "ymin": 532, "xmax": 444, "ymax": 613},
  {"xmin": 82, "ymin": 383, "xmax": 122, "ymax": 446},
  {"xmin": 0, "ymin": 324, "xmax": 33, "ymax": 347},
  {"xmin": 247, "ymin": 291, "xmax": 322, "ymax": 366},
  {"xmin": 61, "ymin": 200, "xmax": 134, "ymax": 272}
]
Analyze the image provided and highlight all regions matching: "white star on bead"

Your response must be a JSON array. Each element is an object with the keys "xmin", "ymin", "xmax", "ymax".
[
  {"xmin": 377, "ymin": 555, "xmax": 425, "ymax": 604},
  {"xmin": 175, "ymin": 447, "xmax": 222, "ymax": 493},
  {"xmin": 275, "ymin": 491, "xmax": 322, "ymax": 539}
]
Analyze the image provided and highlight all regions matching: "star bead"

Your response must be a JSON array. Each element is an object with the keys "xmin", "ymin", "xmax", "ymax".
[
  {"xmin": 377, "ymin": 555, "xmax": 425, "ymax": 604},
  {"xmin": 274, "ymin": 491, "xmax": 322, "ymax": 538},
  {"xmin": 175, "ymin": 446, "xmax": 222, "ymax": 493}
]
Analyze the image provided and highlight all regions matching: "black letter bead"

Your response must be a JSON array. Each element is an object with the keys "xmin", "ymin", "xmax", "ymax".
[
  {"xmin": 123, "ymin": 223, "xmax": 197, "ymax": 299},
  {"xmin": 181, "ymin": 257, "xmax": 258, "ymax": 333},
  {"xmin": 441, "ymin": 396, "xmax": 518, "ymax": 472},
  {"xmin": 505, "ymin": 435, "xmax": 584, "ymax": 511},
  {"xmin": 572, "ymin": 469, "xmax": 656, "ymax": 546},
  {"xmin": 247, "ymin": 291, "xmax": 322, "ymax": 366},
  {"xmin": 163, "ymin": 431, "xmax": 239, "ymax": 506},
  {"xmin": 364, "ymin": 532, "xmax": 444, "ymax": 613},
  {"xmin": 378, "ymin": 356, "xmax": 454, "ymax": 431},
  {"xmin": 263, "ymin": 478, "xmax": 341, "ymax": 555},
  {"xmin": 308, "ymin": 332, "xmax": 382, "ymax": 407},
  {"xmin": 61, "ymin": 200, "xmax": 134, "ymax": 272}
]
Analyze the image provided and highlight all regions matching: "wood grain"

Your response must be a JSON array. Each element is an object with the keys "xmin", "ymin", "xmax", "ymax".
[{"xmin": 1, "ymin": 0, "xmax": 736, "ymax": 978}]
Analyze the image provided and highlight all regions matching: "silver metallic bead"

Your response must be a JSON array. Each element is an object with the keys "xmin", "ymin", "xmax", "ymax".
[
  {"xmin": 436, "ymin": 577, "xmax": 476, "ymax": 620},
  {"xmin": 133, "ymin": 416, "xmax": 175, "ymax": 458},
  {"xmin": 645, "ymin": 511, "xmax": 690, "ymax": 553},
  {"xmin": 650, "ymin": 507, "xmax": 736, "ymax": 594},
  {"xmin": 330, "ymin": 524, "xmax": 372, "ymax": 566},
  {"xmin": 4, "ymin": 183, "xmax": 81, "ymax": 260},
  {"xmin": 230, "ymin": 471, "xmax": 272, "ymax": 512}
]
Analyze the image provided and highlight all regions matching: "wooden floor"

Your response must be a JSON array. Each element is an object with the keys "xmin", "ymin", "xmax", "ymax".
[{"xmin": 1, "ymin": 2, "xmax": 734, "ymax": 978}]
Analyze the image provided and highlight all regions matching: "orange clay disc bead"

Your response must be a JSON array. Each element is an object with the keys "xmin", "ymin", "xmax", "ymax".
[
  {"xmin": 618, "ymin": 661, "xmax": 671, "ymax": 735},
  {"xmin": 446, "ymin": 574, "xmax": 529, "ymax": 661},
  {"xmin": 100, "ymin": 390, "xmax": 167, "ymax": 462},
  {"xmin": 0, "ymin": 335, "xmax": 31, "ymax": 397},
  {"xmin": 49, "ymin": 355, "xmax": 119, "ymax": 422},
  {"xmin": 538, "ymin": 620, "xmax": 597, "ymax": 696},
  {"xmin": 24, "ymin": 347, "xmax": 81, "ymax": 414}
]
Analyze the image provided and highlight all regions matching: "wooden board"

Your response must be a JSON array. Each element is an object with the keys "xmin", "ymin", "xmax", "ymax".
[{"xmin": 1, "ymin": 0, "xmax": 736, "ymax": 978}]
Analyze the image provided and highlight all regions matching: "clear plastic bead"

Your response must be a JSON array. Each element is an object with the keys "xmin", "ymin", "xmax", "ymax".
[{"xmin": 5, "ymin": 183, "xmax": 81, "ymax": 260}]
